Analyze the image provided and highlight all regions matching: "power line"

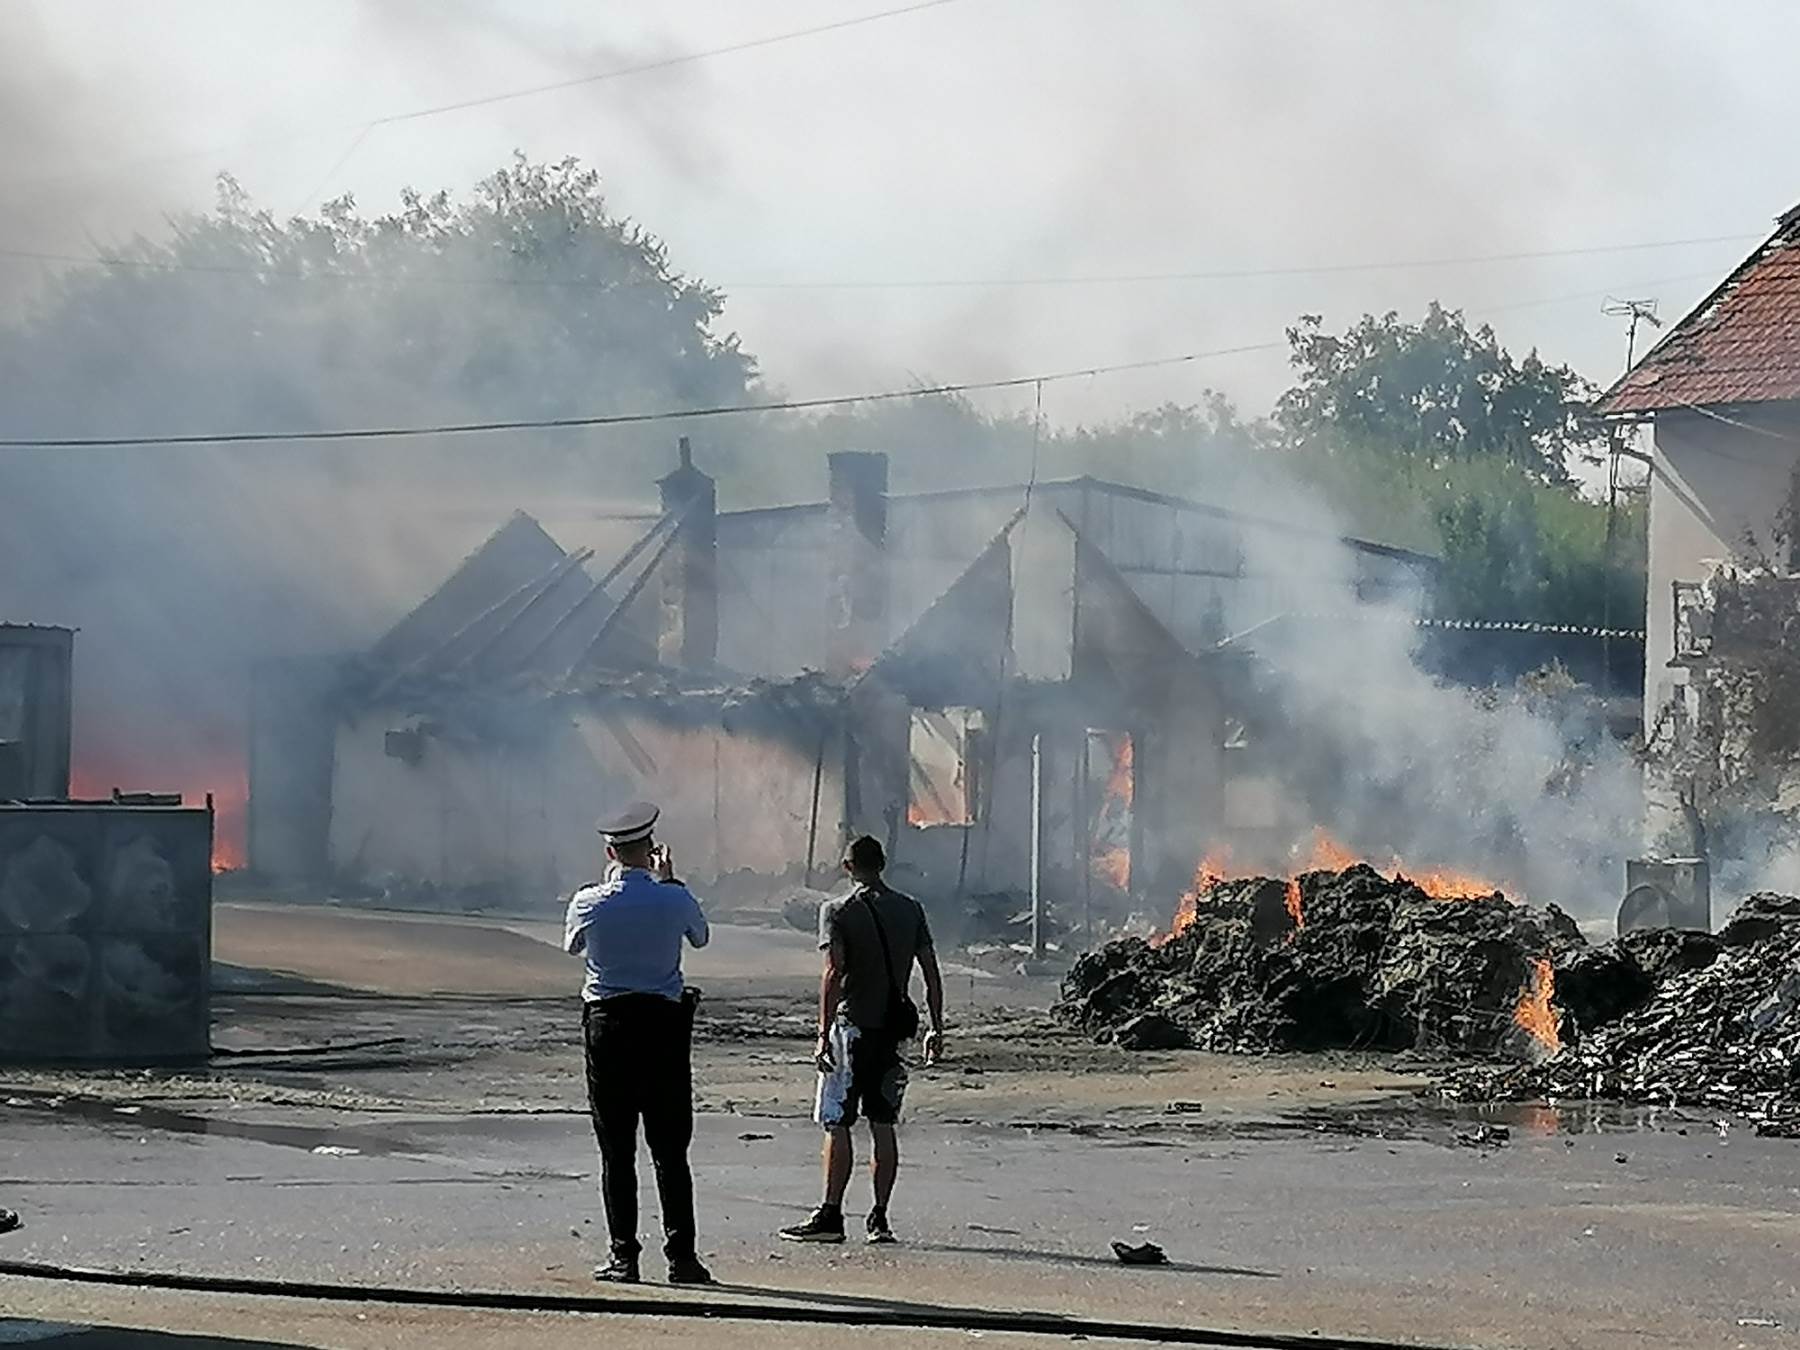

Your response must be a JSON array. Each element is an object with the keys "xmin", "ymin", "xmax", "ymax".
[
  {"xmin": 21, "ymin": 0, "xmax": 966, "ymax": 192},
  {"xmin": 367, "ymin": 0, "xmax": 965, "ymax": 129},
  {"xmin": 0, "ymin": 234, "xmax": 1758, "ymax": 295},
  {"xmin": 720, "ymin": 234, "xmax": 1759, "ymax": 290},
  {"xmin": 0, "ymin": 340, "xmax": 1285, "ymax": 450}
]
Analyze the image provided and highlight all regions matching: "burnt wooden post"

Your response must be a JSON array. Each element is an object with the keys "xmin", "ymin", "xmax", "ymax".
[{"xmin": 656, "ymin": 437, "xmax": 717, "ymax": 670}]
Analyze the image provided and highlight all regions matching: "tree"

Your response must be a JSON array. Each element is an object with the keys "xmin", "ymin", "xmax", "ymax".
[
  {"xmin": 0, "ymin": 156, "xmax": 759, "ymax": 806},
  {"xmin": 1275, "ymin": 303, "xmax": 1604, "ymax": 486},
  {"xmin": 2, "ymin": 154, "xmax": 754, "ymax": 476}
]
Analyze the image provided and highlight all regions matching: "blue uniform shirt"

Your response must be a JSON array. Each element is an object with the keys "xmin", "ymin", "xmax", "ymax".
[{"xmin": 564, "ymin": 867, "xmax": 710, "ymax": 1004}]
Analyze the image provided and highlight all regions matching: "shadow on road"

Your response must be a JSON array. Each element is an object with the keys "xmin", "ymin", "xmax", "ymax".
[
  {"xmin": 6, "ymin": 1323, "xmax": 314, "ymax": 1350},
  {"xmin": 915, "ymin": 1241, "xmax": 1282, "ymax": 1279}
]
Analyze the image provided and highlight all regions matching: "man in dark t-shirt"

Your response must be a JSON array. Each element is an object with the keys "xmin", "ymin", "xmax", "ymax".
[{"xmin": 779, "ymin": 836, "xmax": 944, "ymax": 1245}]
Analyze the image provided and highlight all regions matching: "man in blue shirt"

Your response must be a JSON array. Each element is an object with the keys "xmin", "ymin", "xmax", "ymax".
[{"xmin": 565, "ymin": 800, "xmax": 712, "ymax": 1286}]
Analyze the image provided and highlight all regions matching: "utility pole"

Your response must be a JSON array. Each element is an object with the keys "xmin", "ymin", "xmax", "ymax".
[{"xmin": 1600, "ymin": 298, "xmax": 1662, "ymax": 695}]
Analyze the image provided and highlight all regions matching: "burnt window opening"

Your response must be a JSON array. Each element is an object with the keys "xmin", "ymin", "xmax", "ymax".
[
  {"xmin": 907, "ymin": 707, "xmax": 984, "ymax": 828},
  {"xmin": 1086, "ymin": 728, "xmax": 1134, "ymax": 894},
  {"xmin": 385, "ymin": 727, "xmax": 426, "ymax": 767}
]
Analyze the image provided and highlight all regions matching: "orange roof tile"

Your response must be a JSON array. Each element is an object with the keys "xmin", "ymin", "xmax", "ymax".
[{"xmin": 1600, "ymin": 206, "xmax": 1800, "ymax": 415}]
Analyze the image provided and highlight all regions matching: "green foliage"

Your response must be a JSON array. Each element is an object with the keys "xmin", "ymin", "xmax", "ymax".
[
  {"xmin": 1268, "ymin": 306, "xmax": 1641, "ymax": 634},
  {"xmin": 1275, "ymin": 303, "xmax": 1605, "ymax": 487},
  {"xmin": 1, "ymin": 156, "xmax": 1642, "ymax": 644},
  {"xmin": 3, "ymin": 154, "xmax": 754, "ymax": 480},
  {"xmin": 743, "ymin": 390, "xmax": 1267, "ymax": 506}
]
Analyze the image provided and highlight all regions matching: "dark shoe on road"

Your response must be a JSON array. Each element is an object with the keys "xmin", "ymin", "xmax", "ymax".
[
  {"xmin": 0, "ymin": 1209, "xmax": 20, "ymax": 1235},
  {"xmin": 865, "ymin": 1209, "xmax": 897, "ymax": 1245},
  {"xmin": 593, "ymin": 1255, "xmax": 641, "ymax": 1283},
  {"xmin": 779, "ymin": 1208, "xmax": 847, "ymax": 1243},
  {"xmin": 667, "ymin": 1256, "xmax": 715, "ymax": 1285}
]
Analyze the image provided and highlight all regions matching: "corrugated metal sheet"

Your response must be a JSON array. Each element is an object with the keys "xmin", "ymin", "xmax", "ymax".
[{"xmin": 1601, "ymin": 207, "xmax": 1800, "ymax": 415}]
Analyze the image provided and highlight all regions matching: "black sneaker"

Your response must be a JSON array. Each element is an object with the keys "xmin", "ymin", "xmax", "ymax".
[
  {"xmin": 865, "ymin": 1209, "xmax": 897, "ymax": 1245},
  {"xmin": 593, "ymin": 1254, "xmax": 640, "ymax": 1284},
  {"xmin": 779, "ymin": 1208, "xmax": 847, "ymax": 1243},
  {"xmin": 667, "ymin": 1255, "xmax": 715, "ymax": 1285}
]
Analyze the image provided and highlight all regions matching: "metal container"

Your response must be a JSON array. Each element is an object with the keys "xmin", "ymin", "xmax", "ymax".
[
  {"xmin": 1619, "ymin": 857, "xmax": 1711, "ymax": 934},
  {"xmin": 0, "ymin": 800, "xmax": 212, "ymax": 1063},
  {"xmin": 0, "ymin": 625, "xmax": 73, "ymax": 800}
]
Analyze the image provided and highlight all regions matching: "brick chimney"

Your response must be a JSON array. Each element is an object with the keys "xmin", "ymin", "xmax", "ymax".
[
  {"xmin": 826, "ymin": 451, "xmax": 888, "ymax": 674},
  {"xmin": 656, "ymin": 437, "xmax": 718, "ymax": 669}
]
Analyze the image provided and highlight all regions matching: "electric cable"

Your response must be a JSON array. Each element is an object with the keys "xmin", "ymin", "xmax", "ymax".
[{"xmin": 0, "ymin": 341, "xmax": 1284, "ymax": 450}]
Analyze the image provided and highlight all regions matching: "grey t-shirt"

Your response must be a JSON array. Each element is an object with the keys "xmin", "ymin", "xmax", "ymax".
[{"xmin": 818, "ymin": 883, "xmax": 934, "ymax": 1031}]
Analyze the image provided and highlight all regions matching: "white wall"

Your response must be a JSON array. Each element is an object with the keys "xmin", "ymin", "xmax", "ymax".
[
  {"xmin": 1646, "ymin": 408, "xmax": 1800, "ymax": 733},
  {"xmin": 328, "ymin": 707, "xmax": 844, "ymax": 903}
]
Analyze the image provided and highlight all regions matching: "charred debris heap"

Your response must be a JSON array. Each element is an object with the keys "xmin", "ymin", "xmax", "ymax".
[
  {"xmin": 1058, "ymin": 866, "xmax": 1800, "ymax": 1132},
  {"xmin": 1058, "ymin": 864, "xmax": 1581, "ymax": 1059}
]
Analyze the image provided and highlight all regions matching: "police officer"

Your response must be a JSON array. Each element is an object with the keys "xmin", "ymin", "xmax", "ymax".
[{"xmin": 565, "ymin": 801, "xmax": 713, "ymax": 1285}]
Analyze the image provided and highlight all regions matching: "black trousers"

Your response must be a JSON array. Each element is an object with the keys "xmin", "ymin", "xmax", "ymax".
[{"xmin": 582, "ymin": 992, "xmax": 697, "ymax": 1262}]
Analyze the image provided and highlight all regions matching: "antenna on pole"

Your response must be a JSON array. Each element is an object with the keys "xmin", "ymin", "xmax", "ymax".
[
  {"xmin": 1601, "ymin": 297, "xmax": 1663, "ymax": 369},
  {"xmin": 1598, "ymin": 299, "xmax": 1662, "ymax": 695}
]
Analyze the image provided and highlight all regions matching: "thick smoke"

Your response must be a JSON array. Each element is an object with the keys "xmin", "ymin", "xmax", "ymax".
[
  {"xmin": 0, "ymin": 155, "xmax": 745, "ymax": 855},
  {"xmin": 1202, "ymin": 464, "xmax": 1640, "ymax": 916}
]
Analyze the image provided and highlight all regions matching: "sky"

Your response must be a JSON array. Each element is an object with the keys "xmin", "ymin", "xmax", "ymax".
[{"xmin": 6, "ymin": 0, "xmax": 1800, "ymax": 433}]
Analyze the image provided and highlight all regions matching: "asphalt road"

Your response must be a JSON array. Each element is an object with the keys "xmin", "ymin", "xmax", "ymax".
[{"xmin": 4, "ymin": 1090, "xmax": 1799, "ymax": 1348}]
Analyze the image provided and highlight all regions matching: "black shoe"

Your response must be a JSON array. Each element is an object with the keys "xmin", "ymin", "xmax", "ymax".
[
  {"xmin": 865, "ymin": 1209, "xmax": 896, "ymax": 1245},
  {"xmin": 593, "ymin": 1254, "xmax": 640, "ymax": 1284},
  {"xmin": 667, "ymin": 1255, "xmax": 714, "ymax": 1285},
  {"xmin": 779, "ymin": 1208, "xmax": 847, "ymax": 1243}
]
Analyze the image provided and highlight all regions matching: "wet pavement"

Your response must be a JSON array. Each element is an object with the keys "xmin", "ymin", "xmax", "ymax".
[{"xmin": 4, "ymin": 1089, "xmax": 1800, "ymax": 1348}]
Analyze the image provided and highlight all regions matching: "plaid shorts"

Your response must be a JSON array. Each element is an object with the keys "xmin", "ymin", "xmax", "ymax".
[{"xmin": 814, "ymin": 1017, "xmax": 907, "ymax": 1129}]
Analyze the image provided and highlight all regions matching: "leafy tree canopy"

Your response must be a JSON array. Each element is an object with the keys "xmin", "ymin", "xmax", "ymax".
[
  {"xmin": 2, "ymin": 154, "xmax": 753, "ymax": 477},
  {"xmin": 1274, "ymin": 303, "xmax": 1604, "ymax": 487}
]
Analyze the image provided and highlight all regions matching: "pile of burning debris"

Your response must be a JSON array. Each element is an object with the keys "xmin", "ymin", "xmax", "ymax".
[
  {"xmin": 1058, "ymin": 861, "xmax": 1582, "ymax": 1058},
  {"xmin": 1061, "ymin": 846, "xmax": 1800, "ymax": 1134},
  {"xmin": 1446, "ymin": 893, "xmax": 1800, "ymax": 1135}
]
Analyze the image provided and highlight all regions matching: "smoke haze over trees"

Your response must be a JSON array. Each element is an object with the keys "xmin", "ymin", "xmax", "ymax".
[{"xmin": 0, "ymin": 156, "xmax": 1644, "ymax": 853}]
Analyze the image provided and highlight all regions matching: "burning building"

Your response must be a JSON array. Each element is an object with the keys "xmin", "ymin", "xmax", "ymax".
[{"xmin": 249, "ymin": 442, "xmax": 1432, "ymax": 932}]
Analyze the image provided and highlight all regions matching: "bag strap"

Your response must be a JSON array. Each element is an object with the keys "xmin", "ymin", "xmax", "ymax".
[{"xmin": 857, "ymin": 886, "xmax": 906, "ymax": 1002}]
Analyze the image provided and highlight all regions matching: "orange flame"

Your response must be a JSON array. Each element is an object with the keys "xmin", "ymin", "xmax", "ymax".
[
  {"xmin": 1147, "ymin": 830, "xmax": 1514, "ymax": 945},
  {"xmin": 1513, "ymin": 957, "xmax": 1562, "ymax": 1058},
  {"xmin": 1089, "ymin": 735, "xmax": 1135, "ymax": 893},
  {"xmin": 1093, "ymin": 845, "xmax": 1132, "ymax": 891},
  {"xmin": 1406, "ymin": 867, "xmax": 1502, "ymax": 901},
  {"xmin": 1104, "ymin": 737, "xmax": 1135, "ymax": 809},
  {"xmin": 1149, "ymin": 848, "xmax": 1228, "ymax": 948},
  {"xmin": 1296, "ymin": 829, "xmax": 1358, "ymax": 873},
  {"xmin": 72, "ymin": 758, "xmax": 245, "ymax": 875}
]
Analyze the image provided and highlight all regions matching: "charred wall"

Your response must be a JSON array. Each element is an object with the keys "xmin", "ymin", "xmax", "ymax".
[
  {"xmin": 0, "ymin": 624, "xmax": 72, "ymax": 800},
  {"xmin": 326, "ymin": 695, "xmax": 847, "ymax": 901}
]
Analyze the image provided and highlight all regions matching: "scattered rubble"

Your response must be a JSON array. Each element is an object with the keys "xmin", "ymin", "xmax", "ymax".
[
  {"xmin": 1446, "ymin": 893, "xmax": 1800, "ymax": 1134},
  {"xmin": 1063, "ymin": 864, "xmax": 1800, "ymax": 1132}
]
